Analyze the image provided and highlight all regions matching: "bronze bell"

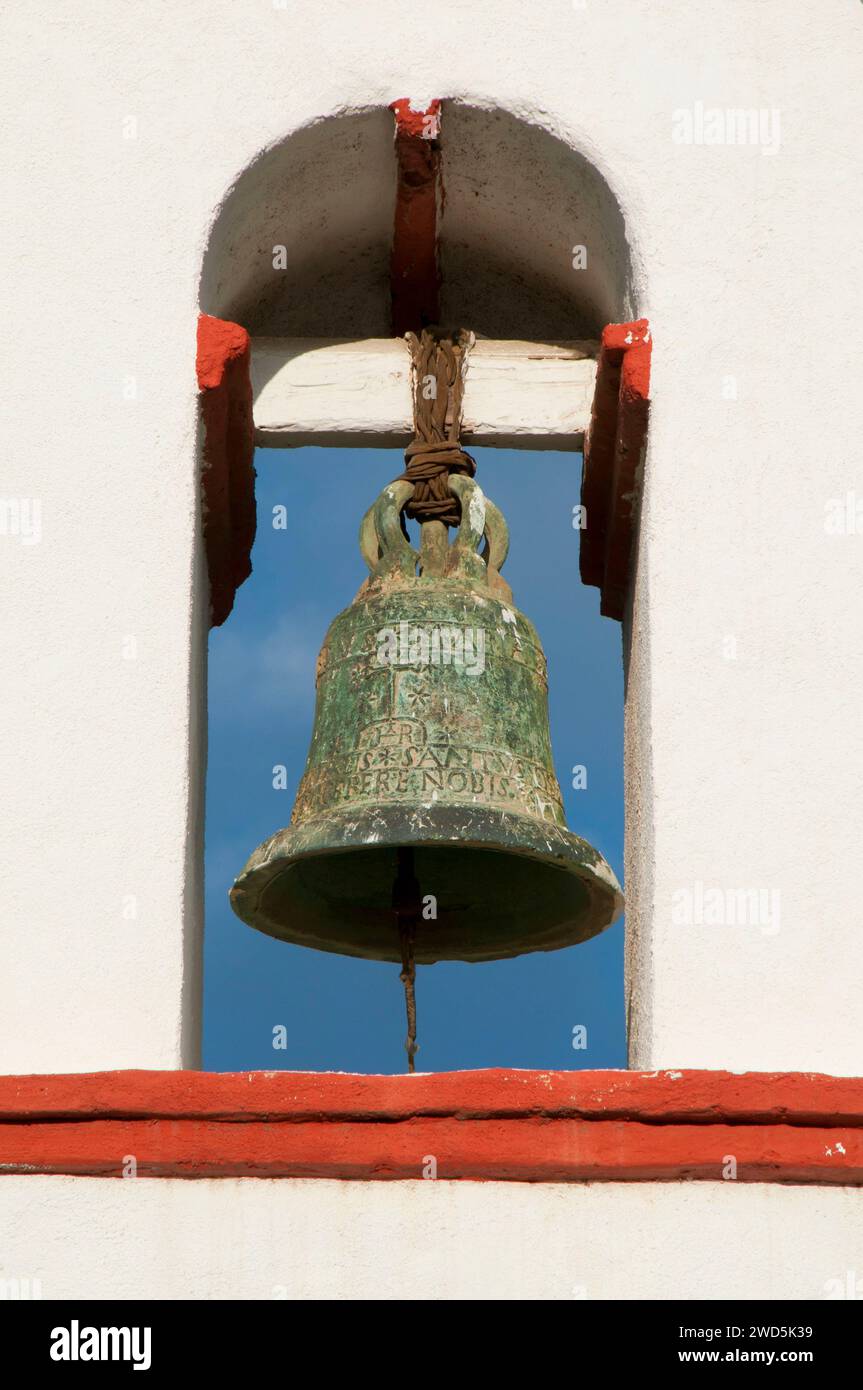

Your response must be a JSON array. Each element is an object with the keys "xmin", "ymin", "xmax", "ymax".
[{"xmin": 230, "ymin": 472, "xmax": 623, "ymax": 965}]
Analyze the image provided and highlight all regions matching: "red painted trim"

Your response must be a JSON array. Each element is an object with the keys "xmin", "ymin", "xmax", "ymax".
[
  {"xmin": 196, "ymin": 314, "xmax": 256, "ymax": 628},
  {"xmin": 389, "ymin": 99, "xmax": 442, "ymax": 337},
  {"xmin": 1, "ymin": 1069, "xmax": 860, "ymax": 1184},
  {"xmin": 580, "ymin": 318, "xmax": 652, "ymax": 620}
]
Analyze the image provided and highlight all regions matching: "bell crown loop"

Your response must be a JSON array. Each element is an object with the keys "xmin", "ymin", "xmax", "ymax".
[{"xmin": 359, "ymin": 474, "xmax": 511, "ymax": 600}]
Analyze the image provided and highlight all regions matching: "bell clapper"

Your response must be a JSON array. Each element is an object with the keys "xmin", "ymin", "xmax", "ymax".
[{"xmin": 393, "ymin": 846, "xmax": 421, "ymax": 1073}]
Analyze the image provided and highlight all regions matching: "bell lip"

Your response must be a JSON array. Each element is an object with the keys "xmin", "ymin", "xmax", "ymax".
[{"xmin": 229, "ymin": 803, "xmax": 624, "ymax": 964}]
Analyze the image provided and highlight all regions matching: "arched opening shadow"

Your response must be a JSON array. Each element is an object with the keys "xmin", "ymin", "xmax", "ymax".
[{"xmin": 200, "ymin": 100, "xmax": 637, "ymax": 339}]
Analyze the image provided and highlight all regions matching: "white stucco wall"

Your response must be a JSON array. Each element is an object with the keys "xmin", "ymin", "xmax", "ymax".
[
  {"xmin": 1, "ymin": 1175, "xmax": 861, "ymax": 1301},
  {"xmin": 1, "ymin": 0, "xmax": 862, "ymax": 1072}
]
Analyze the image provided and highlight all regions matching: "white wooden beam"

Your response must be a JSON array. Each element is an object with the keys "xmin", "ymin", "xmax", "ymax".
[{"xmin": 250, "ymin": 337, "xmax": 598, "ymax": 450}]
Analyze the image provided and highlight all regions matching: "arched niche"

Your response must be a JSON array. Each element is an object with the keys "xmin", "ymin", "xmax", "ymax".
[
  {"xmin": 199, "ymin": 99, "xmax": 638, "ymax": 339},
  {"xmin": 197, "ymin": 97, "xmax": 647, "ymax": 1076}
]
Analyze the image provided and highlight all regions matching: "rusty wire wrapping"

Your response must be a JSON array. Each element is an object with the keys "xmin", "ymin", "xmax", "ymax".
[{"xmin": 398, "ymin": 328, "xmax": 476, "ymax": 528}]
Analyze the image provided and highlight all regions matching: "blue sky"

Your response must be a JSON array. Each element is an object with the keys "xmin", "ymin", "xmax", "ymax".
[{"xmin": 204, "ymin": 446, "xmax": 625, "ymax": 1073}]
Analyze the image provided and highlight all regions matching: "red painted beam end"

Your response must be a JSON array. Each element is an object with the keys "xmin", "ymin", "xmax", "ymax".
[
  {"xmin": 390, "ymin": 98, "xmax": 442, "ymax": 337},
  {"xmin": 196, "ymin": 314, "xmax": 257, "ymax": 628},
  {"xmin": 580, "ymin": 319, "xmax": 652, "ymax": 620}
]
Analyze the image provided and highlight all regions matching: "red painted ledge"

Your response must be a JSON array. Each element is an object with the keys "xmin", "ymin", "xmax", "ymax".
[
  {"xmin": 1, "ymin": 1069, "xmax": 861, "ymax": 1185},
  {"xmin": 196, "ymin": 314, "xmax": 257, "ymax": 627},
  {"xmin": 580, "ymin": 319, "xmax": 651, "ymax": 621}
]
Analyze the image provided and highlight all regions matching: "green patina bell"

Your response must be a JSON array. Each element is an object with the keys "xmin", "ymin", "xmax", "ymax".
[{"xmin": 230, "ymin": 472, "xmax": 623, "ymax": 965}]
